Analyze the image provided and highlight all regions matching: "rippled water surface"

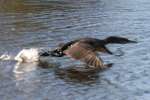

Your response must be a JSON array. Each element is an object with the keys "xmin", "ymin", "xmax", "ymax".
[{"xmin": 0, "ymin": 0, "xmax": 150, "ymax": 100}]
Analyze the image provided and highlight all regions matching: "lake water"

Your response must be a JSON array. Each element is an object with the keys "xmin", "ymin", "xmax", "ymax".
[{"xmin": 0, "ymin": 0, "xmax": 150, "ymax": 100}]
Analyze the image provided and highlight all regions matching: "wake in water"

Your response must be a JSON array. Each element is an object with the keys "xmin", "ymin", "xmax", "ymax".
[
  {"xmin": 0, "ymin": 53, "xmax": 14, "ymax": 61},
  {"xmin": 0, "ymin": 48, "xmax": 56, "ymax": 74},
  {"xmin": 0, "ymin": 48, "xmax": 53, "ymax": 63}
]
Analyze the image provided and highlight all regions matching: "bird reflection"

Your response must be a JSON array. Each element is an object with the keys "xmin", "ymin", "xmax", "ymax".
[
  {"xmin": 13, "ymin": 58, "xmax": 113, "ymax": 84},
  {"xmin": 54, "ymin": 63, "xmax": 113, "ymax": 84},
  {"xmin": 13, "ymin": 61, "xmax": 59, "ymax": 74}
]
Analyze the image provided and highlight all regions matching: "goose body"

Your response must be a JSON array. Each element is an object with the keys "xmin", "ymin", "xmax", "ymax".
[{"xmin": 51, "ymin": 36, "xmax": 136, "ymax": 69}]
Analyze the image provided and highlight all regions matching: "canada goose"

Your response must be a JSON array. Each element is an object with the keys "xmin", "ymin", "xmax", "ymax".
[{"xmin": 50, "ymin": 36, "xmax": 136, "ymax": 69}]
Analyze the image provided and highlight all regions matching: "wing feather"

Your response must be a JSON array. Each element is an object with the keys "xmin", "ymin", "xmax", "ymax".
[{"xmin": 64, "ymin": 42, "xmax": 105, "ymax": 69}]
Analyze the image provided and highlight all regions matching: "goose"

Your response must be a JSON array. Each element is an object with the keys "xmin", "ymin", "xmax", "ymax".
[{"xmin": 50, "ymin": 36, "xmax": 136, "ymax": 69}]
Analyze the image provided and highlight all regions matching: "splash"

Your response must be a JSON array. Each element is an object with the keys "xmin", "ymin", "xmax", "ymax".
[
  {"xmin": 0, "ymin": 53, "xmax": 14, "ymax": 61},
  {"xmin": 0, "ymin": 48, "xmax": 53, "ymax": 63}
]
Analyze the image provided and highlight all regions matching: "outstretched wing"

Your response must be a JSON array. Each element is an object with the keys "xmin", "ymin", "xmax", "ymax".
[{"xmin": 64, "ymin": 42, "xmax": 105, "ymax": 69}]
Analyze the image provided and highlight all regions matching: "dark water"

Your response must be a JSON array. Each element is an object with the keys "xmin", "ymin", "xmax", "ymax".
[{"xmin": 0, "ymin": 0, "xmax": 150, "ymax": 100}]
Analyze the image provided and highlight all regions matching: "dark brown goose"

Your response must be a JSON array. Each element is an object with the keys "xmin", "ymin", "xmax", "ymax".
[{"xmin": 47, "ymin": 36, "xmax": 136, "ymax": 69}]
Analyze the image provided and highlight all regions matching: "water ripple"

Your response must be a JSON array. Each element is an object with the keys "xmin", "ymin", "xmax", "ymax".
[{"xmin": 0, "ymin": 0, "xmax": 150, "ymax": 100}]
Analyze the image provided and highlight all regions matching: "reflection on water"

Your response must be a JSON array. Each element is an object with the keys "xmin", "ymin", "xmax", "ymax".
[
  {"xmin": 13, "ymin": 60, "xmax": 60, "ymax": 74},
  {"xmin": 55, "ymin": 65, "xmax": 100, "ymax": 84},
  {"xmin": 13, "ymin": 62, "xmax": 38, "ymax": 74},
  {"xmin": 0, "ymin": 0, "xmax": 150, "ymax": 100}
]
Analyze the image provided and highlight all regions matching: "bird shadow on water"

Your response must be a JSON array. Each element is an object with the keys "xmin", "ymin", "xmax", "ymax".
[{"xmin": 54, "ymin": 63, "xmax": 113, "ymax": 84}]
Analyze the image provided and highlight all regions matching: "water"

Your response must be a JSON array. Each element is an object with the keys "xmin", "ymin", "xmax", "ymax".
[{"xmin": 0, "ymin": 0, "xmax": 150, "ymax": 100}]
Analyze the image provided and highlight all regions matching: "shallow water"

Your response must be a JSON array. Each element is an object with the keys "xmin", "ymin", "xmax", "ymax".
[{"xmin": 0, "ymin": 0, "xmax": 150, "ymax": 100}]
